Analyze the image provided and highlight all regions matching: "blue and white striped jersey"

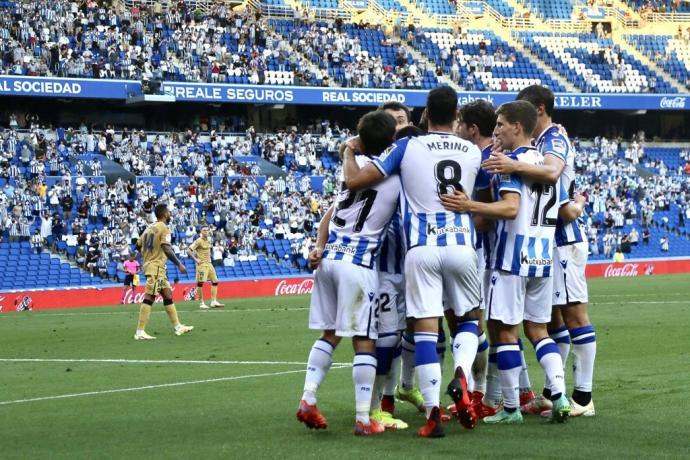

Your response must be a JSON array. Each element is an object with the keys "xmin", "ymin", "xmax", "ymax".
[
  {"xmin": 374, "ymin": 133, "xmax": 482, "ymax": 250},
  {"xmin": 323, "ymin": 154, "xmax": 400, "ymax": 269},
  {"xmin": 489, "ymin": 146, "xmax": 569, "ymax": 277},
  {"xmin": 474, "ymin": 144, "xmax": 493, "ymax": 259},
  {"xmin": 377, "ymin": 210, "xmax": 405, "ymax": 275},
  {"xmin": 535, "ymin": 124, "xmax": 585, "ymax": 246}
]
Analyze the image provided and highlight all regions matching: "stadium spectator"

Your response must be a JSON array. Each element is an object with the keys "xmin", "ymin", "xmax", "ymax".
[
  {"xmin": 31, "ymin": 229, "xmax": 44, "ymax": 254},
  {"xmin": 660, "ymin": 234, "xmax": 669, "ymax": 252},
  {"xmin": 613, "ymin": 247, "xmax": 625, "ymax": 262}
]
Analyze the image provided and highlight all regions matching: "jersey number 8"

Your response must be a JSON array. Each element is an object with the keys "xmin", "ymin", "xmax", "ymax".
[{"xmin": 435, "ymin": 160, "xmax": 464, "ymax": 198}]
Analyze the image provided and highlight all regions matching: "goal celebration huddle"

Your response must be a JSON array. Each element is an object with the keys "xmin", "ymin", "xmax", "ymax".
[{"xmin": 296, "ymin": 85, "xmax": 597, "ymax": 437}]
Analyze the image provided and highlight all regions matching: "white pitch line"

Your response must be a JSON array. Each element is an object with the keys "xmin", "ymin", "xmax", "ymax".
[
  {"xmin": 0, "ymin": 358, "xmax": 352, "ymax": 366},
  {"xmin": 0, "ymin": 307, "xmax": 308, "ymax": 318},
  {"xmin": 592, "ymin": 301, "xmax": 690, "ymax": 305},
  {"xmin": 593, "ymin": 292, "xmax": 688, "ymax": 298},
  {"xmin": 0, "ymin": 366, "xmax": 349, "ymax": 406}
]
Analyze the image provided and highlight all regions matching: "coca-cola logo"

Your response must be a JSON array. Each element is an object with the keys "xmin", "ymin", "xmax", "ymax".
[
  {"xmin": 604, "ymin": 263, "xmax": 639, "ymax": 277},
  {"xmin": 274, "ymin": 279, "xmax": 314, "ymax": 296},
  {"xmin": 659, "ymin": 97, "xmax": 686, "ymax": 109},
  {"xmin": 122, "ymin": 288, "xmax": 169, "ymax": 304}
]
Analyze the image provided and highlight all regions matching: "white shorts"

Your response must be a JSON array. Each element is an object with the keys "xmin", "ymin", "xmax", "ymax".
[
  {"xmin": 405, "ymin": 245, "xmax": 481, "ymax": 320},
  {"xmin": 377, "ymin": 272, "xmax": 406, "ymax": 334},
  {"xmin": 485, "ymin": 270, "xmax": 553, "ymax": 325},
  {"xmin": 309, "ymin": 259, "xmax": 379, "ymax": 339},
  {"xmin": 553, "ymin": 241, "xmax": 589, "ymax": 305}
]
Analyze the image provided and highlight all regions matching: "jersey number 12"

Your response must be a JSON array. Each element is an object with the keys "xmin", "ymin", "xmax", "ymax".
[{"xmin": 530, "ymin": 184, "xmax": 557, "ymax": 227}]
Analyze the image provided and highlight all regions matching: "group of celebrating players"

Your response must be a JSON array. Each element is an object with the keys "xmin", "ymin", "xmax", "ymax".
[{"xmin": 296, "ymin": 85, "xmax": 597, "ymax": 437}]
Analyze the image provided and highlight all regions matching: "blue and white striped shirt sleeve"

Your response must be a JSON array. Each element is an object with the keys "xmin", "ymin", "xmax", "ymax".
[
  {"xmin": 373, "ymin": 137, "xmax": 410, "ymax": 177},
  {"xmin": 542, "ymin": 132, "xmax": 569, "ymax": 162},
  {"xmin": 558, "ymin": 180, "xmax": 570, "ymax": 207},
  {"xmin": 498, "ymin": 173, "xmax": 522, "ymax": 195}
]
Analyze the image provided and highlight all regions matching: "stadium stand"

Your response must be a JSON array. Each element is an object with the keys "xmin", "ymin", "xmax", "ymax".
[
  {"xmin": 484, "ymin": 0, "xmax": 516, "ymax": 17},
  {"xmin": 1, "ymin": 118, "xmax": 689, "ymax": 290},
  {"xmin": 0, "ymin": 0, "xmax": 685, "ymax": 91},
  {"xmin": 0, "ymin": 0, "xmax": 689, "ymax": 292},
  {"xmin": 414, "ymin": 29, "xmax": 567, "ymax": 91},
  {"xmin": 625, "ymin": 33, "xmax": 690, "ymax": 88},
  {"xmin": 628, "ymin": 0, "xmax": 690, "ymax": 13},
  {"xmin": 0, "ymin": 122, "xmax": 347, "ymax": 290},
  {"xmin": 270, "ymin": 19, "xmax": 437, "ymax": 89},
  {"xmin": 517, "ymin": 32, "xmax": 676, "ymax": 93},
  {"xmin": 520, "ymin": 0, "xmax": 573, "ymax": 20}
]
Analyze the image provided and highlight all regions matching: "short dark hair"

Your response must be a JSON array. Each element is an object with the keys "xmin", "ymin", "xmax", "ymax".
[
  {"xmin": 496, "ymin": 100, "xmax": 538, "ymax": 137},
  {"xmin": 154, "ymin": 203, "xmax": 168, "ymax": 220},
  {"xmin": 458, "ymin": 100, "xmax": 497, "ymax": 137},
  {"xmin": 516, "ymin": 85, "xmax": 555, "ymax": 117},
  {"xmin": 357, "ymin": 111, "xmax": 396, "ymax": 155},
  {"xmin": 426, "ymin": 86, "xmax": 458, "ymax": 126},
  {"xmin": 379, "ymin": 101, "xmax": 412, "ymax": 124},
  {"xmin": 395, "ymin": 125, "xmax": 424, "ymax": 141}
]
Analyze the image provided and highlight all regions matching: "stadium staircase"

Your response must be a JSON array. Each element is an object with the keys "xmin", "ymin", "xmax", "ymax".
[
  {"xmin": 480, "ymin": 22, "xmax": 579, "ymax": 92},
  {"xmin": 499, "ymin": 0, "xmax": 533, "ymax": 19},
  {"xmin": 609, "ymin": 0, "xmax": 644, "ymax": 24},
  {"xmin": 404, "ymin": 45, "xmax": 464, "ymax": 92},
  {"xmin": 461, "ymin": 12, "xmax": 578, "ymax": 92},
  {"xmin": 339, "ymin": 0, "xmax": 397, "ymax": 29},
  {"xmin": 510, "ymin": 39, "xmax": 579, "ymax": 92},
  {"xmin": 395, "ymin": 0, "xmax": 444, "ymax": 28},
  {"xmin": 613, "ymin": 30, "xmax": 687, "ymax": 92}
]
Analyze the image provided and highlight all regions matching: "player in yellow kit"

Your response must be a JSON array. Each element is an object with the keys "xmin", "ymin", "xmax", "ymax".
[
  {"xmin": 133, "ymin": 203, "xmax": 194, "ymax": 340},
  {"xmin": 188, "ymin": 226, "xmax": 224, "ymax": 309}
]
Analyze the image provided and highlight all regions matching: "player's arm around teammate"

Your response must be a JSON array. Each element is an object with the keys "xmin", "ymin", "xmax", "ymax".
[{"xmin": 307, "ymin": 205, "xmax": 334, "ymax": 271}]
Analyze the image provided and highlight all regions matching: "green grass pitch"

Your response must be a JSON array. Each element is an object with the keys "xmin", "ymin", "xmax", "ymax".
[{"xmin": 1, "ymin": 274, "xmax": 689, "ymax": 459}]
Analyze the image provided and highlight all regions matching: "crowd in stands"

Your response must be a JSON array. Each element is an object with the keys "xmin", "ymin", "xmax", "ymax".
[
  {"xmin": 1, "ymin": 109, "xmax": 690, "ymax": 284},
  {"xmin": 574, "ymin": 132, "xmax": 689, "ymax": 259},
  {"xmin": 0, "ymin": 116, "xmax": 351, "ymax": 281},
  {"xmin": 0, "ymin": 0, "xmax": 688, "ymax": 92},
  {"xmin": 636, "ymin": 0, "xmax": 690, "ymax": 16},
  {"xmin": 278, "ymin": 19, "xmax": 424, "ymax": 89},
  {"xmin": 0, "ymin": 1, "xmax": 326, "ymax": 86}
]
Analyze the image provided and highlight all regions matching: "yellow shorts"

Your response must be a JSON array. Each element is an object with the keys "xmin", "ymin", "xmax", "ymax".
[
  {"xmin": 144, "ymin": 266, "xmax": 171, "ymax": 295},
  {"xmin": 196, "ymin": 263, "xmax": 218, "ymax": 283}
]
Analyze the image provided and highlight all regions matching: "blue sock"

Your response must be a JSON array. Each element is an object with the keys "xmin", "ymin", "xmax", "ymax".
[
  {"xmin": 415, "ymin": 332, "xmax": 441, "ymax": 416},
  {"xmin": 548, "ymin": 325, "xmax": 571, "ymax": 366},
  {"xmin": 496, "ymin": 342, "xmax": 522, "ymax": 410},
  {"xmin": 533, "ymin": 337, "xmax": 565, "ymax": 398},
  {"xmin": 517, "ymin": 337, "xmax": 531, "ymax": 392},
  {"xmin": 570, "ymin": 325, "xmax": 596, "ymax": 399},
  {"xmin": 437, "ymin": 327, "xmax": 446, "ymax": 365}
]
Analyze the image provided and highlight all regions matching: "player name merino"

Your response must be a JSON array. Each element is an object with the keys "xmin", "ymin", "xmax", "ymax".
[{"xmin": 274, "ymin": 279, "xmax": 314, "ymax": 296}]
